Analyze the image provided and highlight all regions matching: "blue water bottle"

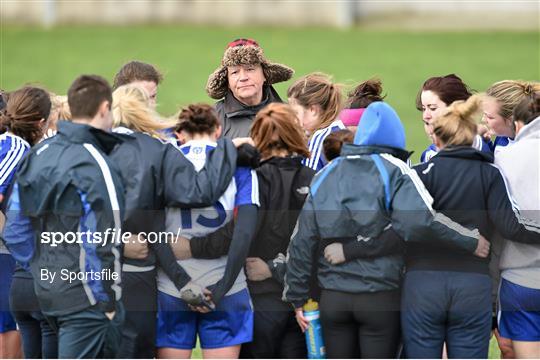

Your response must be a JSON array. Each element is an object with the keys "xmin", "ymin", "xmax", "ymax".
[{"xmin": 303, "ymin": 299, "xmax": 325, "ymax": 359}]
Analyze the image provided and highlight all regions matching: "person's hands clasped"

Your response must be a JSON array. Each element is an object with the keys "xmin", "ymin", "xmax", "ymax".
[
  {"xmin": 180, "ymin": 281, "xmax": 215, "ymax": 313},
  {"xmin": 245, "ymin": 257, "xmax": 272, "ymax": 281},
  {"xmin": 324, "ymin": 243, "xmax": 346, "ymax": 265}
]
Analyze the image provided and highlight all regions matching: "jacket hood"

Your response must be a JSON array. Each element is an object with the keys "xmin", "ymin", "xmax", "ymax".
[
  {"xmin": 515, "ymin": 116, "xmax": 540, "ymax": 142},
  {"xmin": 260, "ymin": 155, "xmax": 304, "ymax": 167},
  {"xmin": 353, "ymin": 102, "xmax": 406, "ymax": 150},
  {"xmin": 435, "ymin": 145, "xmax": 494, "ymax": 163},
  {"xmin": 57, "ymin": 121, "xmax": 123, "ymax": 154}
]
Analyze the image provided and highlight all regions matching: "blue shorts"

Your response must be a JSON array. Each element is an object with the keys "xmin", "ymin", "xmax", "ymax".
[
  {"xmin": 0, "ymin": 254, "xmax": 17, "ymax": 333},
  {"xmin": 156, "ymin": 289, "xmax": 253, "ymax": 350},
  {"xmin": 498, "ymin": 278, "xmax": 540, "ymax": 341}
]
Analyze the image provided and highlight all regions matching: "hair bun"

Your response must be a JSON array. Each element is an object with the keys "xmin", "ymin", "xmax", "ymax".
[
  {"xmin": 523, "ymin": 83, "xmax": 534, "ymax": 95},
  {"xmin": 444, "ymin": 73, "xmax": 463, "ymax": 81},
  {"xmin": 347, "ymin": 78, "xmax": 385, "ymax": 109}
]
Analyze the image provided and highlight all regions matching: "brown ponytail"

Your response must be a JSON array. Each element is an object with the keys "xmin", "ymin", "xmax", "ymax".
[
  {"xmin": 287, "ymin": 72, "xmax": 343, "ymax": 132},
  {"xmin": 346, "ymin": 78, "xmax": 385, "ymax": 109},
  {"xmin": 513, "ymin": 91, "xmax": 540, "ymax": 125},
  {"xmin": 251, "ymin": 103, "xmax": 309, "ymax": 159},
  {"xmin": 0, "ymin": 87, "xmax": 50, "ymax": 145}
]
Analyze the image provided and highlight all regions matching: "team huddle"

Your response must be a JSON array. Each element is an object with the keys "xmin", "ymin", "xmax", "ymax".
[{"xmin": 0, "ymin": 38, "xmax": 539, "ymax": 359}]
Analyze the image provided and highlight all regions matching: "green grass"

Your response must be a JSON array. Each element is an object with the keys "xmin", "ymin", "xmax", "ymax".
[
  {"xmin": 1, "ymin": 25, "xmax": 538, "ymax": 162},
  {"xmin": 191, "ymin": 336, "xmax": 501, "ymax": 358},
  {"xmin": 490, "ymin": 337, "xmax": 502, "ymax": 359}
]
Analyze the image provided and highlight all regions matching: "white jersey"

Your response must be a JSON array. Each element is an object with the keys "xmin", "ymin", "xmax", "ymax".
[{"xmin": 157, "ymin": 139, "xmax": 259, "ymax": 298}]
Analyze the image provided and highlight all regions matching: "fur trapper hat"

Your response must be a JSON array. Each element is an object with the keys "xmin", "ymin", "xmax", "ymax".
[{"xmin": 206, "ymin": 38, "xmax": 294, "ymax": 100}]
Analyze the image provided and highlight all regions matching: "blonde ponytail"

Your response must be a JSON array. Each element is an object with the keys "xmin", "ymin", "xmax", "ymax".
[
  {"xmin": 486, "ymin": 80, "xmax": 540, "ymax": 120},
  {"xmin": 112, "ymin": 84, "xmax": 176, "ymax": 139},
  {"xmin": 432, "ymin": 94, "xmax": 482, "ymax": 147}
]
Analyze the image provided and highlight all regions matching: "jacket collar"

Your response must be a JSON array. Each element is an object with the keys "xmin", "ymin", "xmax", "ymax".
[
  {"xmin": 435, "ymin": 145, "xmax": 494, "ymax": 163},
  {"xmin": 57, "ymin": 121, "xmax": 123, "ymax": 154},
  {"xmin": 261, "ymin": 155, "xmax": 304, "ymax": 167},
  {"xmin": 341, "ymin": 143, "xmax": 412, "ymax": 163},
  {"xmin": 223, "ymin": 85, "xmax": 282, "ymax": 117},
  {"xmin": 515, "ymin": 116, "xmax": 540, "ymax": 142}
]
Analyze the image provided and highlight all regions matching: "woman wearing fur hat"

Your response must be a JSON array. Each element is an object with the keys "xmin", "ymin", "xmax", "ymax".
[{"xmin": 206, "ymin": 38, "xmax": 294, "ymax": 139}]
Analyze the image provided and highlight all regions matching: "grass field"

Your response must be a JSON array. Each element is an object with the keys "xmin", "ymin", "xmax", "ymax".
[
  {"xmin": 0, "ymin": 25, "xmax": 536, "ymax": 358},
  {"xmin": 189, "ymin": 337, "xmax": 503, "ymax": 358},
  {"xmin": 1, "ymin": 25, "xmax": 538, "ymax": 162}
]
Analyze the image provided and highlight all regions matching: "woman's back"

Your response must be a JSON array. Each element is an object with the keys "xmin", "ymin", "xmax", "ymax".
[
  {"xmin": 411, "ymin": 147, "xmax": 497, "ymax": 273},
  {"xmin": 248, "ymin": 156, "xmax": 314, "ymax": 295},
  {"xmin": 252, "ymin": 156, "xmax": 314, "ymax": 259}
]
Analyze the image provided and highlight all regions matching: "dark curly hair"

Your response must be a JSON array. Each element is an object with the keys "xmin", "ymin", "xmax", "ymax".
[
  {"xmin": 175, "ymin": 103, "xmax": 220, "ymax": 135},
  {"xmin": 346, "ymin": 78, "xmax": 385, "ymax": 109}
]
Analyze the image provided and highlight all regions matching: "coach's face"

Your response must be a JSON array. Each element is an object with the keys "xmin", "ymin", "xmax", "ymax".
[{"xmin": 227, "ymin": 64, "xmax": 266, "ymax": 107}]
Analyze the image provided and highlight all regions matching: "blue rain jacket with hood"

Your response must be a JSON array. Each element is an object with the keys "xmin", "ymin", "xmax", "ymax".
[{"xmin": 283, "ymin": 102, "xmax": 482, "ymax": 308}]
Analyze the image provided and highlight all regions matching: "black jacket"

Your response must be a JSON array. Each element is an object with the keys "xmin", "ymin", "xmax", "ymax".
[
  {"xmin": 109, "ymin": 128, "xmax": 238, "ymax": 289},
  {"xmin": 13, "ymin": 121, "xmax": 126, "ymax": 316},
  {"xmin": 410, "ymin": 146, "xmax": 540, "ymax": 273},
  {"xmin": 190, "ymin": 156, "xmax": 315, "ymax": 295},
  {"xmin": 215, "ymin": 85, "xmax": 283, "ymax": 139}
]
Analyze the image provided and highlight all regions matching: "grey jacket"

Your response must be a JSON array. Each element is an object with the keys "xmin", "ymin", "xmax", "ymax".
[{"xmin": 495, "ymin": 116, "xmax": 540, "ymax": 289}]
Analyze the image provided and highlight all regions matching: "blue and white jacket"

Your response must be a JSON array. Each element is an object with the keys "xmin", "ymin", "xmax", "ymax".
[
  {"xmin": 0, "ymin": 133, "xmax": 30, "ymax": 255},
  {"xmin": 420, "ymin": 134, "xmax": 491, "ymax": 163},
  {"xmin": 303, "ymin": 120, "xmax": 345, "ymax": 171}
]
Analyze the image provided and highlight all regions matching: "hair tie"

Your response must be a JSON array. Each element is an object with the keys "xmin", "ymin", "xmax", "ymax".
[
  {"xmin": 524, "ymin": 83, "xmax": 534, "ymax": 95},
  {"xmin": 302, "ymin": 78, "xmax": 308, "ymax": 94},
  {"xmin": 1, "ymin": 109, "xmax": 13, "ymax": 124}
]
